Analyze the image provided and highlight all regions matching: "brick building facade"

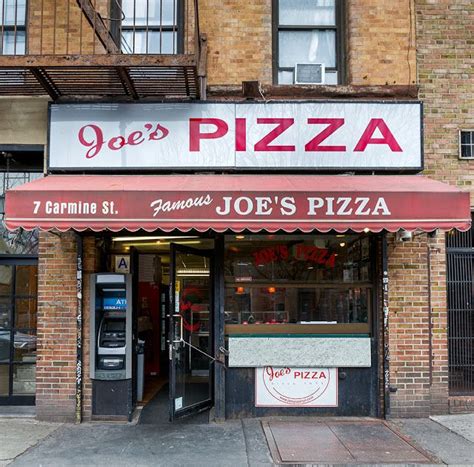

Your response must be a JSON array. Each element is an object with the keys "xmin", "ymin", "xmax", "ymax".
[{"xmin": 0, "ymin": 1, "xmax": 472, "ymax": 422}]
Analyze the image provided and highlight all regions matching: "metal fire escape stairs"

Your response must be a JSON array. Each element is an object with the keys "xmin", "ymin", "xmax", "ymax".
[{"xmin": 0, "ymin": 0, "xmax": 207, "ymax": 100}]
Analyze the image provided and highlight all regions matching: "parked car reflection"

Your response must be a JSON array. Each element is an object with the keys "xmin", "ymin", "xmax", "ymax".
[{"xmin": 0, "ymin": 330, "xmax": 36, "ymax": 362}]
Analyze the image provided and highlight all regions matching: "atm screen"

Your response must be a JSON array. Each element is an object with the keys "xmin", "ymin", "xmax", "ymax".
[
  {"xmin": 105, "ymin": 320, "xmax": 125, "ymax": 332},
  {"xmin": 103, "ymin": 296, "xmax": 127, "ymax": 310}
]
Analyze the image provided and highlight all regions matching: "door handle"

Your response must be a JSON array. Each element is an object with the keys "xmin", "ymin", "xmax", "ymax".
[{"xmin": 172, "ymin": 313, "xmax": 183, "ymax": 343}]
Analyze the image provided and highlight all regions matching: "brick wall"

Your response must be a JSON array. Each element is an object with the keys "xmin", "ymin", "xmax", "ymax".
[
  {"xmin": 387, "ymin": 232, "xmax": 448, "ymax": 417},
  {"xmin": 417, "ymin": 0, "xmax": 474, "ymax": 204},
  {"xmin": 416, "ymin": 0, "xmax": 474, "ymax": 412},
  {"xmin": 200, "ymin": 0, "xmax": 273, "ymax": 85},
  {"xmin": 28, "ymin": 0, "xmax": 108, "ymax": 54},
  {"xmin": 36, "ymin": 231, "xmax": 78, "ymax": 422},
  {"xmin": 200, "ymin": 0, "xmax": 416, "ymax": 86},
  {"xmin": 347, "ymin": 0, "xmax": 416, "ymax": 85},
  {"xmin": 36, "ymin": 232, "xmax": 99, "ymax": 422},
  {"xmin": 19, "ymin": 0, "xmax": 419, "ymax": 87}
]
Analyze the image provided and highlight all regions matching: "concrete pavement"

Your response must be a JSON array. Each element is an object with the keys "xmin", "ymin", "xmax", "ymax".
[
  {"xmin": 390, "ymin": 417, "xmax": 474, "ymax": 466},
  {"xmin": 0, "ymin": 419, "xmax": 60, "ymax": 467},
  {"xmin": 431, "ymin": 414, "xmax": 474, "ymax": 443},
  {"xmin": 8, "ymin": 419, "xmax": 273, "ymax": 467},
  {"xmin": 0, "ymin": 414, "xmax": 472, "ymax": 466}
]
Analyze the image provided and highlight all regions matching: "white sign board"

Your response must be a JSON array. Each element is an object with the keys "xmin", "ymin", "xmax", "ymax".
[
  {"xmin": 255, "ymin": 367, "xmax": 338, "ymax": 407},
  {"xmin": 114, "ymin": 255, "xmax": 130, "ymax": 273},
  {"xmin": 49, "ymin": 102, "xmax": 422, "ymax": 171}
]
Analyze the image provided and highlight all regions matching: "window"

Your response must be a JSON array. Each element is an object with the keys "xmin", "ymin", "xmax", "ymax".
[
  {"xmin": 274, "ymin": 0, "xmax": 344, "ymax": 85},
  {"xmin": 0, "ymin": 149, "xmax": 43, "ymax": 255},
  {"xmin": 119, "ymin": 0, "xmax": 182, "ymax": 54},
  {"xmin": 459, "ymin": 130, "xmax": 474, "ymax": 160},
  {"xmin": 0, "ymin": 0, "xmax": 26, "ymax": 55},
  {"xmin": 224, "ymin": 234, "xmax": 373, "ymax": 334},
  {"xmin": 447, "ymin": 213, "xmax": 474, "ymax": 395},
  {"xmin": 0, "ymin": 260, "xmax": 38, "ymax": 402}
]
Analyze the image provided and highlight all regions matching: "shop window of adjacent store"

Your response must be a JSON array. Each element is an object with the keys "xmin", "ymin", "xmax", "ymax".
[
  {"xmin": 224, "ymin": 234, "xmax": 373, "ymax": 335},
  {"xmin": 0, "ymin": 0, "xmax": 27, "ymax": 55},
  {"xmin": 116, "ymin": 0, "xmax": 183, "ymax": 54},
  {"xmin": 0, "ymin": 148, "xmax": 42, "ymax": 404},
  {"xmin": 273, "ymin": 0, "xmax": 344, "ymax": 85},
  {"xmin": 0, "ymin": 260, "xmax": 38, "ymax": 403}
]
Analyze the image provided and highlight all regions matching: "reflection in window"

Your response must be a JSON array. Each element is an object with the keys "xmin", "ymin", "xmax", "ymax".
[
  {"xmin": 0, "ymin": 171, "xmax": 42, "ymax": 255},
  {"xmin": 15, "ymin": 299, "xmax": 37, "ymax": 329},
  {"xmin": 224, "ymin": 234, "xmax": 372, "ymax": 327},
  {"xmin": 0, "ymin": 0, "xmax": 27, "ymax": 55},
  {"xmin": 121, "ymin": 0, "xmax": 179, "ymax": 54},
  {"xmin": 0, "ymin": 297, "xmax": 12, "ymax": 329},
  {"xmin": 15, "ymin": 265, "xmax": 37, "ymax": 296},
  {"xmin": 13, "ymin": 330, "xmax": 36, "ymax": 363},
  {"xmin": 13, "ymin": 363, "xmax": 35, "ymax": 394},
  {"xmin": 0, "ymin": 330, "xmax": 10, "ymax": 362}
]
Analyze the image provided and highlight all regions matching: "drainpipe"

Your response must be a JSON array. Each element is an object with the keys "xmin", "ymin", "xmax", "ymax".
[
  {"xmin": 382, "ymin": 233, "xmax": 391, "ymax": 418},
  {"xmin": 427, "ymin": 239, "xmax": 440, "ymax": 387},
  {"xmin": 75, "ymin": 234, "xmax": 83, "ymax": 424}
]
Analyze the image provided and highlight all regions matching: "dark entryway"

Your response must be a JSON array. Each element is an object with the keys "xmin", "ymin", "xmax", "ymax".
[
  {"xmin": 169, "ymin": 244, "xmax": 214, "ymax": 421},
  {"xmin": 447, "ymin": 215, "xmax": 474, "ymax": 395},
  {"xmin": 112, "ymin": 236, "xmax": 216, "ymax": 422}
]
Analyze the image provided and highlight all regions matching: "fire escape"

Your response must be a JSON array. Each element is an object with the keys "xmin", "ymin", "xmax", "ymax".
[{"xmin": 0, "ymin": 0, "xmax": 207, "ymax": 100}]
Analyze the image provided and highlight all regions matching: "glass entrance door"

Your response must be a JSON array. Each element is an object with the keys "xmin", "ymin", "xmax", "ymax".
[
  {"xmin": 169, "ymin": 244, "xmax": 213, "ymax": 420},
  {"xmin": 0, "ymin": 259, "xmax": 38, "ymax": 405}
]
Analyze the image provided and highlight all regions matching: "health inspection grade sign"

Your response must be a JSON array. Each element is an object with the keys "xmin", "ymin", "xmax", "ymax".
[
  {"xmin": 255, "ymin": 367, "xmax": 338, "ymax": 407},
  {"xmin": 48, "ymin": 102, "xmax": 422, "ymax": 171}
]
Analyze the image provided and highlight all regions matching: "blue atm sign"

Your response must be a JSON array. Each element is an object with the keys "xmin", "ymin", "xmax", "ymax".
[{"xmin": 103, "ymin": 297, "xmax": 127, "ymax": 310}]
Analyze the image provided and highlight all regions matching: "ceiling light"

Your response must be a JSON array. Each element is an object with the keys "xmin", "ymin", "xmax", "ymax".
[
  {"xmin": 176, "ymin": 268, "xmax": 209, "ymax": 275},
  {"xmin": 363, "ymin": 228, "xmax": 370, "ymax": 233},
  {"xmin": 121, "ymin": 240, "xmax": 203, "ymax": 247},
  {"xmin": 112, "ymin": 236, "xmax": 198, "ymax": 242},
  {"xmin": 339, "ymin": 242, "xmax": 346, "ymax": 247}
]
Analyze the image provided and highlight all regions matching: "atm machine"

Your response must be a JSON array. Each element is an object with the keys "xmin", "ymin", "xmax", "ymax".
[{"xmin": 90, "ymin": 273, "xmax": 133, "ymax": 419}]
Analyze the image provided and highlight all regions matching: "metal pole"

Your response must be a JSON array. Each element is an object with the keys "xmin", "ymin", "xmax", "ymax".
[
  {"xmin": 427, "ymin": 243, "xmax": 433, "ymax": 386},
  {"xmin": 75, "ymin": 233, "xmax": 83, "ymax": 424},
  {"xmin": 382, "ymin": 233, "xmax": 390, "ymax": 418}
]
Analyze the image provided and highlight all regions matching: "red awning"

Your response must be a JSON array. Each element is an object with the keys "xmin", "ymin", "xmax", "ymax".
[{"xmin": 4, "ymin": 175, "xmax": 472, "ymax": 233}]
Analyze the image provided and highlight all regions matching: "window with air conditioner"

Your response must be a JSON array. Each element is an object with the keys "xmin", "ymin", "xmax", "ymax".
[
  {"xmin": 0, "ymin": 0, "xmax": 26, "ymax": 55},
  {"xmin": 274, "ymin": 0, "xmax": 344, "ymax": 85}
]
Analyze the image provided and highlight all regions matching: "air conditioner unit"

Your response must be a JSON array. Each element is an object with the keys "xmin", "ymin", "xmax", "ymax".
[{"xmin": 294, "ymin": 63, "xmax": 325, "ymax": 85}]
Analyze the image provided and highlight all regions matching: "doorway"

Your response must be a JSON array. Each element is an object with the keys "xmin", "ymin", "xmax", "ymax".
[
  {"xmin": 169, "ymin": 243, "xmax": 214, "ymax": 420},
  {"xmin": 110, "ymin": 235, "xmax": 215, "ymax": 421}
]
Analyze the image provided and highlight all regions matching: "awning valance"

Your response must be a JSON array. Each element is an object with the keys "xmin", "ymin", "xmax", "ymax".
[{"xmin": 4, "ymin": 175, "xmax": 471, "ymax": 233}]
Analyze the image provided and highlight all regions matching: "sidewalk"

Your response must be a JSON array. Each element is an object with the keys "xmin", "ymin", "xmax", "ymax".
[
  {"xmin": 4, "ymin": 418, "xmax": 272, "ymax": 467},
  {"xmin": 0, "ymin": 419, "xmax": 60, "ymax": 467},
  {"xmin": 391, "ymin": 416, "xmax": 474, "ymax": 466},
  {"xmin": 0, "ymin": 414, "xmax": 472, "ymax": 466}
]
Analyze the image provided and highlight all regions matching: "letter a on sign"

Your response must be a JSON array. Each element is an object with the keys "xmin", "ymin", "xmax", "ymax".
[{"xmin": 115, "ymin": 255, "xmax": 130, "ymax": 273}]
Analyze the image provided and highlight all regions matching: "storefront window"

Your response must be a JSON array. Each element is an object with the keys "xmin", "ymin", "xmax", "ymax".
[{"xmin": 224, "ymin": 234, "xmax": 373, "ymax": 333}]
